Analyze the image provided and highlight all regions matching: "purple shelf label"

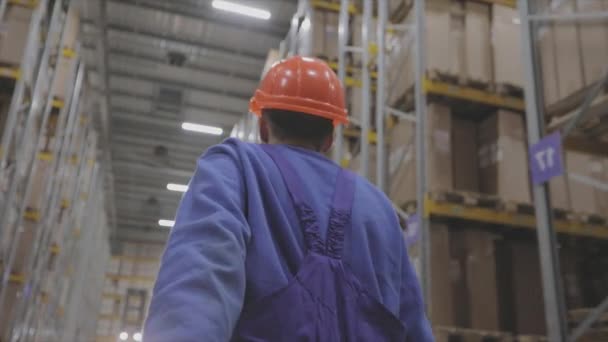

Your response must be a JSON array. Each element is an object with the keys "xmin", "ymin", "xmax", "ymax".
[
  {"xmin": 404, "ymin": 213, "xmax": 420, "ymax": 246},
  {"xmin": 529, "ymin": 132, "xmax": 564, "ymax": 185}
]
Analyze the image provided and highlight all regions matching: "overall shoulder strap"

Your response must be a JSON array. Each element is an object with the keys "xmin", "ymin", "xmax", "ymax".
[
  {"xmin": 325, "ymin": 168, "xmax": 356, "ymax": 259},
  {"xmin": 261, "ymin": 145, "xmax": 325, "ymax": 255}
]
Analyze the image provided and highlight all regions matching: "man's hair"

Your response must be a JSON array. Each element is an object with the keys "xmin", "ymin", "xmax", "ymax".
[{"xmin": 262, "ymin": 109, "xmax": 333, "ymax": 150}]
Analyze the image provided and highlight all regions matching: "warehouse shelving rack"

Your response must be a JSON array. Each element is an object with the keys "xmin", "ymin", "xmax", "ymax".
[
  {"xmin": 0, "ymin": 0, "xmax": 110, "ymax": 341},
  {"xmin": 272, "ymin": 1, "xmax": 608, "ymax": 341}
]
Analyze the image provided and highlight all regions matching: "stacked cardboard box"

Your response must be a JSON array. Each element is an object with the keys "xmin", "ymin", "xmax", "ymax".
[
  {"xmin": 540, "ymin": 0, "xmax": 608, "ymax": 107},
  {"xmin": 478, "ymin": 110, "xmax": 531, "ymax": 204},
  {"xmin": 0, "ymin": 283, "xmax": 23, "ymax": 339},
  {"xmin": 0, "ymin": 6, "xmax": 33, "ymax": 65},
  {"xmin": 388, "ymin": 103, "xmax": 452, "ymax": 206},
  {"xmin": 312, "ymin": 11, "xmax": 339, "ymax": 61},
  {"xmin": 51, "ymin": 6, "xmax": 81, "ymax": 100},
  {"xmin": 491, "ymin": 4, "xmax": 523, "ymax": 88}
]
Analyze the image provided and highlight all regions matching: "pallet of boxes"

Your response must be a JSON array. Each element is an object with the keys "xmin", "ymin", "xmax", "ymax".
[
  {"xmin": 386, "ymin": 1, "xmax": 608, "ymax": 341},
  {"xmin": 0, "ymin": 3, "xmax": 81, "ymax": 339}
]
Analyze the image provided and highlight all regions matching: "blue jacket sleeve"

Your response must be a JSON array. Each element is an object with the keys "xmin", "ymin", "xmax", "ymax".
[
  {"xmin": 143, "ymin": 145, "xmax": 250, "ymax": 342},
  {"xmin": 399, "ymin": 238, "xmax": 434, "ymax": 341}
]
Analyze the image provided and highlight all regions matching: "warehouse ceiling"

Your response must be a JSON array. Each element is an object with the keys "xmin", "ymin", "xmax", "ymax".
[{"xmin": 78, "ymin": 0, "xmax": 296, "ymax": 244}]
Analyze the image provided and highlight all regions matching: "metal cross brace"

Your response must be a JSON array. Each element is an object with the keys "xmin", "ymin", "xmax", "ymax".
[
  {"xmin": 562, "ymin": 67, "xmax": 608, "ymax": 139},
  {"xmin": 569, "ymin": 295, "xmax": 608, "ymax": 342}
]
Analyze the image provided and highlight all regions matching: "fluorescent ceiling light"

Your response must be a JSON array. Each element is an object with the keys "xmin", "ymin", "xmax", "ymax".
[
  {"xmin": 182, "ymin": 122, "xmax": 223, "ymax": 136},
  {"xmin": 212, "ymin": 0, "xmax": 271, "ymax": 20},
  {"xmin": 167, "ymin": 183, "xmax": 188, "ymax": 192},
  {"xmin": 159, "ymin": 219, "xmax": 175, "ymax": 228},
  {"xmin": 119, "ymin": 332, "xmax": 129, "ymax": 341},
  {"xmin": 133, "ymin": 332, "xmax": 143, "ymax": 342}
]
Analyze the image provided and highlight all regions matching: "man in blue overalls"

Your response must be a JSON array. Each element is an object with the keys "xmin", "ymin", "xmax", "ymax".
[{"xmin": 143, "ymin": 56, "xmax": 433, "ymax": 341}]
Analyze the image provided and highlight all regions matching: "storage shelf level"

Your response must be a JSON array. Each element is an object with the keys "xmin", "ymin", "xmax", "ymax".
[{"xmin": 425, "ymin": 197, "xmax": 608, "ymax": 240}]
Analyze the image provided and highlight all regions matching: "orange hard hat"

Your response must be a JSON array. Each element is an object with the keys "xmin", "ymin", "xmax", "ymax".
[{"xmin": 249, "ymin": 56, "xmax": 348, "ymax": 125}]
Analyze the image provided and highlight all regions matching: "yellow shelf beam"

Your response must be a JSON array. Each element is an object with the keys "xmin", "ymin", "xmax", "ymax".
[
  {"xmin": 8, "ymin": 0, "xmax": 38, "ymax": 8},
  {"xmin": 311, "ymin": 0, "xmax": 358, "ymax": 14},
  {"xmin": 423, "ymin": 78, "xmax": 525, "ymax": 112},
  {"xmin": 112, "ymin": 255, "xmax": 159, "ymax": 263},
  {"xmin": 343, "ymin": 128, "xmax": 379, "ymax": 144},
  {"xmin": 0, "ymin": 67, "xmax": 21, "ymax": 80},
  {"xmin": 425, "ymin": 197, "xmax": 608, "ymax": 240},
  {"xmin": 106, "ymin": 273, "xmax": 155, "ymax": 283}
]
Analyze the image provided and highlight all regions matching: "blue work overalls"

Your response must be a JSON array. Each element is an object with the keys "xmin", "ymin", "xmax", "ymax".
[{"xmin": 231, "ymin": 145, "xmax": 408, "ymax": 341}]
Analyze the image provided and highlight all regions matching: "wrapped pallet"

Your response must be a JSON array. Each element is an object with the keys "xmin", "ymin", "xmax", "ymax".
[
  {"xmin": 312, "ymin": 11, "xmax": 340, "ymax": 61},
  {"xmin": 491, "ymin": 4, "xmax": 524, "ymax": 88},
  {"xmin": 478, "ymin": 110, "xmax": 531, "ymax": 204},
  {"xmin": 0, "ymin": 6, "xmax": 32, "ymax": 65}
]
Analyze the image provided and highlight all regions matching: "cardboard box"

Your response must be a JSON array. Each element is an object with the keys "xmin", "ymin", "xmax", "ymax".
[
  {"xmin": 50, "ymin": 58, "xmax": 74, "ymax": 100},
  {"xmin": 62, "ymin": 7, "xmax": 80, "ymax": 51},
  {"xmin": 450, "ymin": 229, "xmax": 500, "ymax": 330},
  {"xmin": 430, "ymin": 224, "xmax": 454, "ymax": 326},
  {"xmin": 427, "ymin": 103, "xmax": 453, "ymax": 192},
  {"xmin": 449, "ymin": 1, "xmax": 466, "ymax": 79},
  {"xmin": 510, "ymin": 240, "xmax": 546, "ymax": 335},
  {"xmin": 386, "ymin": 34, "xmax": 414, "ymax": 106},
  {"xmin": 388, "ymin": 103, "xmax": 452, "ymax": 206},
  {"xmin": 426, "ymin": 0, "xmax": 452, "ymax": 72},
  {"xmin": 538, "ymin": 25, "xmax": 560, "ymax": 107},
  {"xmin": 465, "ymin": 230, "xmax": 500, "ymax": 330},
  {"xmin": 0, "ymin": 283, "xmax": 23, "ymax": 338},
  {"xmin": 566, "ymin": 151, "xmax": 599, "ymax": 214},
  {"xmin": 478, "ymin": 110, "xmax": 531, "ymax": 203},
  {"xmin": 491, "ymin": 4, "xmax": 523, "ymax": 87},
  {"xmin": 452, "ymin": 117, "xmax": 480, "ymax": 192},
  {"xmin": 549, "ymin": 174, "xmax": 570, "ymax": 210},
  {"xmin": 577, "ymin": 0, "xmax": 608, "ymax": 86},
  {"xmin": 0, "ymin": 7, "xmax": 33, "ymax": 65},
  {"xmin": 553, "ymin": 1, "xmax": 584, "ymax": 99},
  {"xmin": 465, "ymin": 2, "xmax": 491, "ymax": 83},
  {"xmin": 388, "ymin": 119, "xmax": 416, "ymax": 206}
]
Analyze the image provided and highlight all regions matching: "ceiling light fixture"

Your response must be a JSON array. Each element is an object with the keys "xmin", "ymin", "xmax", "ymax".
[
  {"xmin": 119, "ymin": 332, "xmax": 129, "ymax": 341},
  {"xmin": 212, "ymin": 0, "xmax": 271, "ymax": 20},
  {"xmin": 133, "ymin": 332, "xmax": 143, "ymax": 342},
  {"xmin": 167, "ymin": 183, "xmax": 188, "ymax": 193},
  {"xmin": 159, "ymin": 219, "xmax": 175, "ymax": 228},
  {"xmin": 182, "ymin": 122, "xmax": 224, "ymax": 136}
]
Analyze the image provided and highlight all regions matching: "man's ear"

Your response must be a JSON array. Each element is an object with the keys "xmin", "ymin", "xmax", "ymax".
[
  {"xmin": 259, "ymin": 115, "xmax": 270, "ymax": 143},
  {"xmin": 320, "ymin": 134, "xmax": 334, "ymax": 153}
]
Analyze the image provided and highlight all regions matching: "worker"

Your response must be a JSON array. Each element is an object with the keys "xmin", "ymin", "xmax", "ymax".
[{"xmin": 143, "ymin": 56, "xmax": 433, "ymax": 341}]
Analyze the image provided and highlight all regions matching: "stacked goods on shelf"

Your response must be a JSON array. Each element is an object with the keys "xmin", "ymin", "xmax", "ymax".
[
  {"xmin": 388, "ymin": 103, "xmax": 451, "ymax": 206},
  {"xmin": 312, "ymin": 11, "xmax": 339, "ymax": 61},
  {"xmin": 51, "ymin": 6, "xmax": 80, "ymax": 100},
  {"xmin": 388, "ymin": 106, "xmax": 532, "ymax": 207},
  {"xmin": 539, "ymin": 0, "xmax": 608, "ymax": 108},
  {"xmin": 491, "ymin": 4, "xmax": 523, "ymax": 89},
  {"xmin": 386, "ymin": 0, "xmax": 510, "ymax": 108},
  {"xmin": 97, "ymin": 242, "xmax": 163, "ymax": 338},
  {"xmin": 0, "ymin": 6, "xmax": 33, "ymax": 65},
  {"xmin": 477, "ymin": 110, "xmax": 531, "ymax": 204}
]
